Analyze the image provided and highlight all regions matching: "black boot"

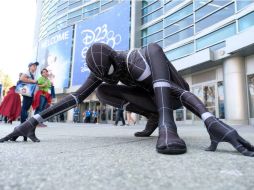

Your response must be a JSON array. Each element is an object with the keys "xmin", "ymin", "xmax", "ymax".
[
  {"xmin": 205, "ymin": 117, "xmax": 254, "ymax": 157},
  {"xmin": 10, "ymin": 136, "xmax": 19, "ymax": 141},
  {"xmin": 134, "ymin": 114, "xmax": 158, "ymax": 137},
  {"xmin": 156, "ymin": 124, "xmax": 187, "ymax": 154},
  {"xmin": 0, "ymin": 118, "xmax": 40, "ymax": 143},
  {"xmin": 9, "ymin": 136, "xmax": 28, "ymax": 142}
]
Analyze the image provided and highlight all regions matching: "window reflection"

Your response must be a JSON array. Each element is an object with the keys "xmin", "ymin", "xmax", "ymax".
[
  {"xmin": 176, "ymin": 108, "xmax": 184, "ymax": 121},
  {"xmin": 196, "ymin": 23, "xmax": 235, "ymax": 50},
  {"xmin": 195, "ymin": 0, "xmax": 231, "ymax": 21},
  {"xmin": 192, "ymin": 84, "xmax": 216, "ymax": 119},
  {"xmin": 142, "ymin": 31, "xmax": 163, "ymax": 46},
  {"xmin": 236, "ymin": 0, "xmax": 253, "ymax": 11},
  {"xmin": 248, "ymin": 75, "xmax": 254, "ymax": 118},
  {"xmin": 165, "ymin": 42, "xmax": 194, "ymax": 60},
  {"xmin": 142, "ymin": 9, "xmax": 163, "ymax": 24},
  {"xmin": 164, "ymin": 4, "xmax": 193, "ymax": 27},
  {"xmin": 142, "ymin": 1, "xmax": 162, "ymax": 16},
  {"xmin": 164, "ymin": 0, "xmax": 183, "ymax": 13},
  {"xmin": 218, "ymin": 81, "xmax": 225, "ymax": 119},
  {"xmin": 142, "ymin": 22, "xmax": 163, "ymax": 38},
  {"xmin": 164, "ymin": 27, "xmax": 194, "ymax": 46},
  {"xmin": 195, "ymin": 3, "xmax": 234, "ymax": 33},
  {"xmin": 194, "ymin": 0, "xmax": 211, "ymax": 10},
  {"xmin": 239, "ymin": 11, "xmax": 254, "ymax": 32},
  {"xmin": 164, "ymin": 15, "xmax": 193, "ymax": 36},
  {"xmin": 203, "ymin": 85, "xmax": 216, "ymax": 115}
]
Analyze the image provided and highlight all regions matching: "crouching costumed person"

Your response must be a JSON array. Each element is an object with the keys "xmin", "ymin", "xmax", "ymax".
[{"xmin": 1, "ymin": 43, "xmax": 254, "ymax": 157}]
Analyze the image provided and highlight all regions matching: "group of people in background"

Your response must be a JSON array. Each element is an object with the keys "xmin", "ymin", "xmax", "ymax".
[
  {"xmin": 73, "ymin": 107, "xmax": 98, "ymax": 124},
  {"xmin": 0, "ymin": 62, "xmax": 53, "ymax": 140},
  {"xmin": 0, "ymin": 62, "xmax": 138, "ymax": 129},
  {"xmin": 72, "ymin": 107, "xmax": 136, "ymax": 126}
]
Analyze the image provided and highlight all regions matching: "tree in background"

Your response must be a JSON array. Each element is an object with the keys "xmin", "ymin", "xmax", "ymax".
[{"xmin": 0, "ymin": 69, "xmax": 13, "ymax": 97}]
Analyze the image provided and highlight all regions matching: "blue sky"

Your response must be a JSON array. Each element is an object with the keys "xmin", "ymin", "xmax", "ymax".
[{"xmin": 0, "ymin": 0, "xmax": 36, "ymax": 83}]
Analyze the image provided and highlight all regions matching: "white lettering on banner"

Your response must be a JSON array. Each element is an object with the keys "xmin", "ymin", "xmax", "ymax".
[
  {"xmin": 41, "ymin": 31, "xmax": 69, "ymax": 48},
  {"xmin": 80, "ymin": 24, "xmax": 122, "ymax": 72}
]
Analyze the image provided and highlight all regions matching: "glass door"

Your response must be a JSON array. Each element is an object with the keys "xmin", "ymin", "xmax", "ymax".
[{"xmin": 192, "ymin": 83, "xmax": 217, "ymax": 120}]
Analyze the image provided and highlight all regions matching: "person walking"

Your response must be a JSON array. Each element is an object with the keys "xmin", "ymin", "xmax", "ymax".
[
  {"xmin": 73, "ymin": 107, "xmax": 80, "ymax": 123},
  {"xmin": 126, "ymin": 111, "xmax": 136, "ymax": 126},
  {"xmin": 93, "ymin": 110, "xmax": 98, "ymax": 123},
  {"xmin": 114, "ymin": 108, "xmax": 125, "ymax": 126},
  {"xmin": 32, "ymin": 68, "xmax": 51, "ymax": 127},
  {"xmin": 11, "ymin": 62, "xmax": 39, "ymax": 141},
  {"xmin": 84, "ymin": 110, "xmax": 91, "ymax": 123}
]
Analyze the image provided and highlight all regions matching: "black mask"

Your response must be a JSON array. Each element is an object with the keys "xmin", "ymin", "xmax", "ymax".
[{"xmin": 86, "ymin": 43, "xmax": 121, "ymax": 84}]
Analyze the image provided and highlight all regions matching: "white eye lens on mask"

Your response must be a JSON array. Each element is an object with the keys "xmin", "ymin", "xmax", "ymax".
[{"xmin": 108, "ymin": 64, "xmax": 114, "ymax": 75}]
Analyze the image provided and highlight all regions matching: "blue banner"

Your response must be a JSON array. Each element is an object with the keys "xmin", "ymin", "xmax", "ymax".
[
  {"xmin": 37, "ymin": 26, "xmax": 73, "ymax": 88},
  {"xmin": 72, "ymin": 0, "xmax": 130, "ymax": 86}
]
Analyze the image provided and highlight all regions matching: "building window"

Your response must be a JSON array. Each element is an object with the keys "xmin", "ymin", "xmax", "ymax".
[
  {"xmin": 142, "ymin": 0, "xmax": 157, "ymax": 8},
  {"xmin": 57, "ymin": 0, "xmax": 68, "ymax": 13},
  {"xmin": 194, "ymin": 0, "xmax": 211, "ymax": 10},
  {"xmin": 68, "ymin": 8, "xmax": 82, "ymax": 19},
  {"xmin": 142, "ymin": 1, "xmax": 162, "ymax": 16},
  {"xmin": 83, "ymin": 1, "xmax": 100, "ymax": 12},
  {"xmin": 83, "ymin": 1, "xmax": 100, "ymax": 18},
  {"xmin": 142, "ymin": 31, "xmax": 163, "ymax": 47},
  {"xmin": 195, "ymin": 0, "xmax": 231, "ymax": 21},
  {"xmin": 164, "ymin": 15, "xmax": 193, "ymax": 36},
  {"xmin": 196, "ymin": 23, "xmax": 236, "ymax": 50},
  {"xmin": 165, "ymin": 42, "xmax": 194, "ymax": 60},
  {"xmin": 239, "ymin": 11, "xmax": 254, "ymax": 32},
  {"xmin": 142, "ymin": 21, "xmax": 163, "ymax": 38},
  {"xmin": 195, "ymin": 3, "xmax": 235, "ymax": 33},
  {"xmin": 142, "ymin": 8, "xmax": 163, "ymax": 24},
  {"xmin": 69, "ymin": 0, "xmax": 83, "ymax": 10},
  {"xmin": 164, "ymin": 4, "xmax": 193, "ymax": 27},
  {"xmin": 101, "ymin": 0, "xmax": 118, "ymax": 11},
  {"xmin": 236, "ymin": 0, "xmax": 253, "ymax": 11},
  {"xmin": 164, "ymin": 0, "xmax": 183, "ymax": 13},
  {"xmin": 164, "ymin": 26, "xmax": 194, "ymax": 47},
  {"xmin": 248, "ymin": 74, "xmax": 254, "ymax": 118}
]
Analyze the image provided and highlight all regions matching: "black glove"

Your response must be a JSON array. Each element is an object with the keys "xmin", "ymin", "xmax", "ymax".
[
  {"xmin": 0, "ymin": 118, "xmax": 40, "ymax": 142},
  {"xmin": 205, "ymin": 117, "xmax": 254, "ymax": 157}
]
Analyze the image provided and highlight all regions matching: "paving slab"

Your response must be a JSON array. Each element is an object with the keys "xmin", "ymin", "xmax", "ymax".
[{"xmin": 0, "ymin": 122, "xmax": 253, "ymax": 190}]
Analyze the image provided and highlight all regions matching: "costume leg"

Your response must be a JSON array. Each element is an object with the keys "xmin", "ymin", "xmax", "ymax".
[
  {"xmin": 146, "ymin": 43, "xmax": 254, "ymax": 156},
  {"xmin": 169, "ymin": 81, "xmax": 254, "ymax": 157},
  {"xmin": 96, "ymin": 84, "xmax": 159, "ymax": 136},
  {"xmin": 146, "ymin": 43, "xmax": 187, "ymax": 154},
  {"xmin": 0, "ymin": 76, "xmax": 101, "ymax": 142}
]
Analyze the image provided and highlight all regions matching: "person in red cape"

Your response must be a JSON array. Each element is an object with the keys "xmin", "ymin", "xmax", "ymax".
[{"xmin": 0, "ymin": 86, "xmax": 21, "ymax": 124}]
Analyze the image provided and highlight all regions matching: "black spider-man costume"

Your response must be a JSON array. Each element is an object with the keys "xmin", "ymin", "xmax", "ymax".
[{"xmin": 1, "ymin": 43, "xmax": 254, "ymax": 156}]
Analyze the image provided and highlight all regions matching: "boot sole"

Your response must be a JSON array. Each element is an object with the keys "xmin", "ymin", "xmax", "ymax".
[{"xmin": 156, "ymin": 147, "xmax": 187, "ymax": 155}]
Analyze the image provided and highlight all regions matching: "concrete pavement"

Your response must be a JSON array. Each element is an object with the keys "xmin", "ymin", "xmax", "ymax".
[{"xmin": 0, "ymin": 122, "xmax": 254, "ymax": 190}]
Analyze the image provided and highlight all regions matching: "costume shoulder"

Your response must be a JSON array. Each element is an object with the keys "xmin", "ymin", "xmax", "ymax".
[{"xmin": 126, "ymin": 48, "xmax": 151, "ymax": 81}]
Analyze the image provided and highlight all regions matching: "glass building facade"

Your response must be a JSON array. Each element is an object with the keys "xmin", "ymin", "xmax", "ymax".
[
  {"xmin": 35, "ymin": 0, "xmax": 254, "ymax": 125},
  {"xmin": 141, "ymin": 0, "xmax": 254, "ymax": 60}
]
